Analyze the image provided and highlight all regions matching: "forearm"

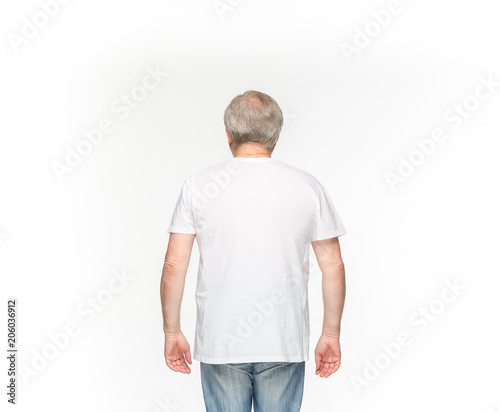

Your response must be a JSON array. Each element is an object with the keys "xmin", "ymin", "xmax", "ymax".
[
  {"xmin": 160, "ymin": 262, "xmax": 187, "ymax": 335},
  {"xmin": 160, "ymin": 233, "xmax": 195, "ymax": 335},
  {"xmin": 321, "ymin": 261, "xmax": 346, "ymax": 338}
]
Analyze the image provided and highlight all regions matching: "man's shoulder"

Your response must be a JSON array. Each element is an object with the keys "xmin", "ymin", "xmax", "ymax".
[
  {"xmin": 187, "ymin": 158, "xmax": 237, "ymax": 178},
  {"xmin": 181, "ymin": 158, "xmax": 240, "ymax": 188},
  {"xmin": 277, "ymin": 160, "xmax": 322, "ymax": 188},
  {"xmin": 184, "ymin": 157, "xmax": 322, "ymax": 190}
]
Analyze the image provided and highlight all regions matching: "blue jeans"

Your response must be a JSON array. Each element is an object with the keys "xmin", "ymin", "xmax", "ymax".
[{"xmin": 200, "ymin": 361, "xmax": 305, "ymax": 412}]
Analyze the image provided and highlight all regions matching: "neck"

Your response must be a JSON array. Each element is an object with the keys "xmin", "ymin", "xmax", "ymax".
[{"xmin": 232, "ymin": 144, "xmax": 271, "ymax": 158}]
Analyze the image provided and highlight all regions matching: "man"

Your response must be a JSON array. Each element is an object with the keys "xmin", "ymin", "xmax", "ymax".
[{"xmin": 160, "ymin": 90, "xmax": 347, "ymax": 412}]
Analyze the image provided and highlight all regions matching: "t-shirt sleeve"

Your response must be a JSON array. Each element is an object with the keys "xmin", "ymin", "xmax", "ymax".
[
  {"xmin": 167, "ymin": 177, "xmax": 196, "ymax": 235},
  {"xmin": 311, "ymin": 183, "xmax": 347, "ymax": 242}
]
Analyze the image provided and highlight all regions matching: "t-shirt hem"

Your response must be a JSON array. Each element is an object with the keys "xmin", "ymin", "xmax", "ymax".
[
  {"xmin": 311, "ymin": 228, "xmax": 347, "ymax": 242},
  {"xmin": 193, "ymin": 353, "xmax": 309, "ymax": 364},
  {"xmin": 167, "ymin": 226, "xmax": 196, "ymax": 234}
]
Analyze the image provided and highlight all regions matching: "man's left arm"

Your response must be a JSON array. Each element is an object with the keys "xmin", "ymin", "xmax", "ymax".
[{"xmin": 160, "ymin": 233, "xmax": 196, "ymax": 374}]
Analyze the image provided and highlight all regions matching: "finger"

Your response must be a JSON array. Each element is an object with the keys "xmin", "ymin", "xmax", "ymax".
[
  {"xmin": 320, "ymin": 364, "xmax": 327, "ymax": 377},
  {"xmin": 166, "ymin": 355, "xmax": 186, "ymax": 373},
  {"xmin": 324, "ymin": 363, "xmax": 334, "ymax": 378},
  {"xmin": 169, "ymin": 359, "xmax": 189, "ymax": 374},
  {"xmin": 321, "ymin": 362, "xmax": 333, "ymax": 378},
  {"xmin": 331, "ymin": 360, "xmax": 341, "ymax": 375},
  {"xmin": 176, "ymin": 354, "xmax": 191, "ymax": 374},
  {"xmin": 325, "ymin": 360, "xmax": 340, "ymax": 378},
  {"xmin": 166, "ymin": 359, "xmax": 180, "ymax": 372},
  {"xmin": 315, "ymin": 352, "xmax": 322, "ymax": 375},
  {"xmin": 185, "ymin": 347, "xmax": 192, "ymax": 364},
  {"xmin": 179, "ymin": 361, "xmax": 191, "ymax": 374}
]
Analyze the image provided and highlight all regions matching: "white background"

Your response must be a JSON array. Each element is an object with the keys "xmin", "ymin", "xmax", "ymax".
[{"xmin": 1, "ymin": 0, "xmax": 499, "ymax": 411}]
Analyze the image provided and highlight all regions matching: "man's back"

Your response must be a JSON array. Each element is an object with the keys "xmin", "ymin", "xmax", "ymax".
[{"xmin": 167, "ymin": 156, "xmax": 346, "ymax": 363}]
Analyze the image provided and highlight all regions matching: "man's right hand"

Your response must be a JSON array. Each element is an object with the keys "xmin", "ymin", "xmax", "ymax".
[{"xmin": 314, "ymin": 334, "xmax": 341, "ymax": 378}]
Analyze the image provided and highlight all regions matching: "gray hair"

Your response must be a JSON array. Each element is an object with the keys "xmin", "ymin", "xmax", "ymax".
[{"xmin": 224, "ymin": 90, "xmax": 283, "ymax": 153}]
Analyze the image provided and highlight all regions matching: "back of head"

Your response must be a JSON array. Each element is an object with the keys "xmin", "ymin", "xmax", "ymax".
[{"xmin": 224, "ymin": 90, "xmax": 283, "ymax": 153}]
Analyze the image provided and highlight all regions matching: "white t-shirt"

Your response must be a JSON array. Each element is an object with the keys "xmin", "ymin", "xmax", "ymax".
[{"xmin": 167, "ymin": 157, "xmax": 346, "ymax": 364}]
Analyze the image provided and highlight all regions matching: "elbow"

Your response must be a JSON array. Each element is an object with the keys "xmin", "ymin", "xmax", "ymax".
[
  {"xmin": 335, "ymin": 260, "xmax": 345, "ymax": 270},
  {"xmin": 161, "ymin": 259, "xmax": 179, "ymax": 282},
  {"xmin": 321, "ymin": 260, "xmax": 345, "ymax": 277},
  {"xmin": 163, "ymin": 259, "xmax": 177, "ymax": 271},
  {"xmin": 327, "ymin": 259, "xmax": 345, "ymax": 274}
]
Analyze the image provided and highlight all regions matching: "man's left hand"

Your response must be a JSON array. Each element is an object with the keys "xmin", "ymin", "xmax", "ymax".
[{"xmin": 164, "ymin": 331, "xmax": 192, "ymax": 374}]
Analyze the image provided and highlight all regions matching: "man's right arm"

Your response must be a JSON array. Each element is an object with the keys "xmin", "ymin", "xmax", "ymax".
[{"xmin": 311, "ymin": 236, "xmax": 345, "ymax": 378}]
